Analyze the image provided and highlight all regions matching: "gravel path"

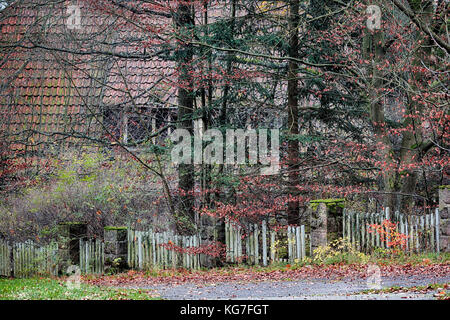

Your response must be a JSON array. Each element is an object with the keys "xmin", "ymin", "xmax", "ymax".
[{"xmin": 121, "ymin": 274, "xmax": 450, "ymax": 300}]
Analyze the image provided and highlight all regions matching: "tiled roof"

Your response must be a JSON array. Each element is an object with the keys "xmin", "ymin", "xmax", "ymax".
[
  {"xmin": 0, "ymin": 0, "xmax": 179, "ymax": 156},
  {"xmin": 0, "ymin": 0, "xmax": 287, "ymax": 160}
]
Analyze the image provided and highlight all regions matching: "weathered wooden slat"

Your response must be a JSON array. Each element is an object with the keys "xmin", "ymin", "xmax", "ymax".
[
  {"xmin": 435, "ymin": 209, "xmax": 440, "ymax": 253},
  {"xmin": 343, "ymin": 209, "xmax": 346, "ymax": 239},
  {"xmin": 249, "ymin": 225, "xmax": 254, "ymax": 265},
  {"xmin": 361, "ymin": 214, "xmax": 366, "ymax": 252},
  {"xmin": 237, "ymin": 226, "xmax": 242, "ymax": 263},
  {"xmin": 270, "ymin": 231, "xmax": 275, "ymax": 263},
  {"xmin": 225, "ymin": 220, "xmax": 229, "ymax": 262},
  {"xmin": 295, "ymin": 226, "xmax": 301, "ymax": 260},
  {"xmin": 262, "ymin": 220, "xmax": 267, "ymax": 266},
  {"xmin": 254, "ymin": 223, "xmax": 259, "ymax": 265},
  {"xmin": 356, "ymin": 212, "xmax": 360, "ymax": 251},
  {"xmin": 300, "ymin": 225, "xmax": 305, "ymax": 259},
  {"xmin": 346, "ymin": 211, "xmax": 351, "ymax": 244},
  {"xmin": 376, "ymin": 213, "xmax": 381, "ymax": 248},
  {"xmin": 429, "ymin": 214, "xmax": 434, "ymax": 253},
  {"xmin": 415, "ymin": 217, "xmax": 420, "ymax": 252},
  {"xmin": 287, "ymin": 226, "xmax": 292, "ymax": 263}
]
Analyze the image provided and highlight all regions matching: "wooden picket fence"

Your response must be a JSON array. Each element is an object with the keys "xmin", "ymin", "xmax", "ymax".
[
  {"xmin": 343, "ymin": 207, "xmax": 440, "ymax": 253},
  {"xmin": 79, "ymin": 239, "xmax": 104, "ymax": 274},
  {"xmin": 225, "ymin": 219, "xmax": 307, "ymax": 265},
  {"xmin": 0, "ymin": 239, "xmax": 102, "ymax": 277},
  {"xmin": 127, "ymin": 229, "xmax": 202, "ymax": 270},
  {"xmin": 5, "ymin": 206, "xmax": 440, "ymax": 277},
  {"xmin": 0, "ymin": 240, "xmax": 59, "ymax": 277},
  {"xmin": 0, "ymin": 240, "xmax": 10, "ymax": 276}
]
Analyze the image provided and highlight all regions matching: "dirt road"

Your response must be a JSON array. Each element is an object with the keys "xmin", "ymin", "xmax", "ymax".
[{"xmin": 122, "ymin": 274, "xmax": 450, "ymax": 300}]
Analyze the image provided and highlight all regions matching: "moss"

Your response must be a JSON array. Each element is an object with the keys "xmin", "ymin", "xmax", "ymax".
[
  {"xmin": 58, "ymin": 222, "xmax": 85, "ymax": 226},
  {"xmin": 310, "ymin": 198, "xmax": 346, "ymax": 211},
  {"xmin": 439, "ymin": 185, "xmax": 450, "ymax": 189},
  {"xmin": 104, "ymin": 226, "xmax": 127, "ymax": 231}
]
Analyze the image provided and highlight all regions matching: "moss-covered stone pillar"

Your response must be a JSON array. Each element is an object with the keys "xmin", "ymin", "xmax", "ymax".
[
  {"xmin": 104, "ymin": 227, "xmax": 128, "ymax": 272},
  {"xmin": 309, "ymin": 199, "xmax": 345, "ymax": 254},
  {"xmin": 439, "ymin": 186, "xmax": 450, "ymax": 253},
  {"xmin": 198, "ymin": 215, "xmax": 220, "ymax": 268},
  {"xmin": 58, "ymin": 222, "xmax": 87, "ymax": 273},
  {"xmin": 310, "ymin": 202, "xmax": 327, "ymax": 254}
]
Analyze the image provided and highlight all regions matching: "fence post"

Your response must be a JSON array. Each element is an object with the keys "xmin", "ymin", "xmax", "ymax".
[
  {"xmin": 235, "ymin": 225, "xmax": 239, "ymax": 263},
  {"xmin": 343, "ymin": 209, "xmax": 346, "ymax": 239},
  {"xmin": 270, "ymin": 231, "xmax": 275, "ymax": 263},
  {"xmin": 101, "ymin": 240, "xmax": 105, "ymax": 274},
  {"xmin": 85, "ymin": 240, "xmax": 90, "ymax": 274},
  {"xmin": 346, "ymin": 211, "xmax": 351, "ymax": 244},
  {"xmin": 186, "ymin": 236, "xmax": 191, "ymax": 269},
  {"xmin": 229, "ymin": 222, "xmax": 234, "ymax": 263},
  {"xmin": 254, "ymin": 223, "xmax": 259, "ymax": 265},
  {"xmin": 138, "ymin": 232, "xmax": 143, "ymax": 270},
  {"xmin": 355, "ymin": 212, "xmax": 360, "ymax": 250},
  {"xmin": 262, "ymin": 220, "xmax": 267, "ymax": 266},
  {"xmin": 422, "ymin": 215, "xmax": 426, "ymax": 250},
  {"xmin": 225, "ymin": 219, "xmax": 229, "ymax": 262},
  {"xmin": 301, "ymin": 225, "xmax": 305, "ymax": 259},
  {"xmin": 361, "ymin": 213, "xmax": 366, "ymax": 252},
  {"xmin": 399, "ymin": 214, "xmax": 405, "ymax": 251},
  {"xmin": 428, "ymin": 214, "xmax": 434, "ymax": 252},
  {"xmin": 287, "ymin": 226, "xmax": 292, "ymax": 262},
  {"xmin": 237, "ymin": 226, "xmax": 242, "ymax": 262},
  {"xmin": 151, "ymin": 230, "xmax": 156, "ymax": 267},
  {"xmin": 406, "ymin": 217, "xmax": 410, "ymax": 252},
  {"xmin": 435, "ymin": 208, "xmax": 440, "ymax": 253},
  {"xmin": 414, "ymin": 217, "xmax": 419, "ymax": 252},
  {"xmin": 9, "ymin": 241, "xmax": 13, "ymax": 277},
  {"xmin": 246, "ymin": 227, "xmax": 251, "ymax": 264},
  {"xmin": 127, "ymin": 229, "xmax": 131, "ymax": 268},
  {"xmin": 295, "ymin": 226, "xmax": 301, "ymax": 260},
  {"xmin": 350, "ymin": 211, "xmax": 354, "ymax": 248},
  {"xmin": 385, "ymin": 207, "xmax": 390, "ymax": 249}
]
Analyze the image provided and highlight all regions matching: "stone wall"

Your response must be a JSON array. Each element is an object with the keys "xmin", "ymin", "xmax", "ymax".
[{"xmin": 439, "ymin": 187, "xmax": 450, "ymax": 253}]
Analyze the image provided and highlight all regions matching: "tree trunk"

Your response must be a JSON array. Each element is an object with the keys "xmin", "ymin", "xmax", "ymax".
[
  {"xmin": 364, "ymin": 29, "xmax": 398, "ymax": 210},
  {"xmin": 365, "ymin": 1, "xmax": 434, "ymax": 213},
  {"xmin": 174, "ymin": 1, "xmax": 196, "ymax": 234},
  {"xmin": 287, "ymin": 0, "xmax": 300, "ymax": 225}
]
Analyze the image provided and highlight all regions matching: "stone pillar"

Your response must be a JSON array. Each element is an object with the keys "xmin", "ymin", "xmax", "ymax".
[
  {"xmin": 439, "ymin": 186, "xmax": 450, "ymax": 253},
  {"xmin": 104, "ymin": 227, "xmax": 128, "ymax": 272},
  {"xmin": 199, "ymin": 215, "xmax": 221, "ymax": 268},
  {"xmin": 310, "ymin": 202, "xmax": 328, "ymax": 254},
  {"xmin": 309, "ymin": 199, "xmax": 345, "ymax": 255},
  {"xmin": 58, "ymin": 222, "xmax": 87, "ymax": 274}
]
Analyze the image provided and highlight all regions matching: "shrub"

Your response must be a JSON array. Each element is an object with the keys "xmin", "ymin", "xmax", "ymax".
[
  {"xmin": 0, "ymin": 147, "xmax": 176, "ymax": 243},
  {"xmin": 367, "ymin": 219, "xmax": 408, "ymax": 256},
  {"xmin": 308, "ymin": 238, "xmax": 369, "ymax": 265}
]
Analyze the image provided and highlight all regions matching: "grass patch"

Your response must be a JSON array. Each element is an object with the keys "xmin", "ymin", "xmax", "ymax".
[
  {"xmin": 357, "ymin": 283, "xmax": 449, "ymax": 300},
  {"xmin": 0, "ymin": 278, "xmax": 160, "ymax": 300},
  {"xmin": 367, "ymin": 251, "xmax": 450, "ymax": 266}
]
